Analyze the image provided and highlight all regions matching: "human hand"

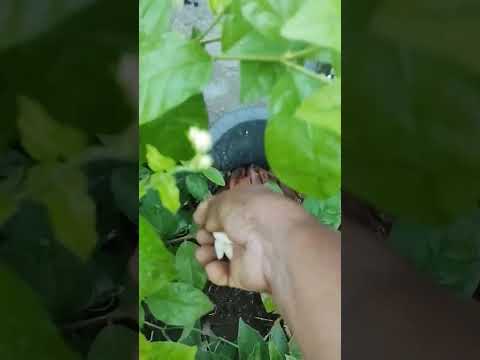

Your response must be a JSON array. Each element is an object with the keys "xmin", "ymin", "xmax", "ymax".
[{"xmin": 193, "ymin": 184, "xmax": 308, "ymax": 293}]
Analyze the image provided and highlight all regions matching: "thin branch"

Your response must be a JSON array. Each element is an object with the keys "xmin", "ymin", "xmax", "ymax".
[
  {"xmin": 197, "ymin": 11, "xmax": 225, "ymax": 41},
  {"xmin": 201, "ymin": 37, "xmax": 221, "ymax": 45},
  {"xmin": 284, "ymin": 46, "xmax": 320, "ymax": 60},
  {"xmin": 282, "ymin": 60, "xmax": 330, "ymax": 82},
  {"xmin": 144, "ymin": 321, "xmax": 239, "ymax": 349}
]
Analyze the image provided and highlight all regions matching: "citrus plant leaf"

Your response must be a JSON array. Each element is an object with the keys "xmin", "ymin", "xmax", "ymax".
[
  {"xmin": 150, "ymin": 172, "xmax": 180, "ymax": 214},
  {"xmin": 139, "ymin": 216, "xmax": 176, "ymax": 298},
  {"xmin": 202, "ymin": 167, "xmax": 225, "ymax": 186},
  {"xmin": 186, "ymin": 173, "xmax": 210, "ymax": 201},
  {"xmin": 145, "ymin": 282, "xmax": 214, "ymax": 327},
  {"xmin": 140, "ymin": 335, "xmax": 197, "ymax": 360},
  {"xmin": 26, "ymin": 165, "xmax": 97, "ymax": 261},
  {"xmin": 17, "ymin": 97, "xmax": 88, "ymax": 162},
  {"xmin": 282, "ymin": 0, "xmax": 341, "ymax": 51},
  {"xmin": 238, "ymin": 319, "xmax": 268, "ymax": 360},
  {"xmin": 146, "ymin": 144, "xmax": 176, "ymax": 172},
  {"xmin": 175, "ymin": 241, "xmax": 208, "ymax": 290},
  {"xmin": 140, "ymin": 32, "xmax": 213, "ymax": 124}
]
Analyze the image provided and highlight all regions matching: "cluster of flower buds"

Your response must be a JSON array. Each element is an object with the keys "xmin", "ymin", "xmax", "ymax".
[{"xmin": 188, "ymin": 127, "xmax": 214, "ymax": 170}]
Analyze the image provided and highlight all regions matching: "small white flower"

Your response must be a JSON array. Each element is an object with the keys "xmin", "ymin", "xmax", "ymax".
[
  {"xmin": 188, "ymin": 127, "xmax": 212, "ymax": 153},
  {"xmin": 213, "ymin": 232, "xmax": 233, "ymax": 260},
  {"xmin": 198, "ymin": 154, "xmax": 213, "ymax": 169}
]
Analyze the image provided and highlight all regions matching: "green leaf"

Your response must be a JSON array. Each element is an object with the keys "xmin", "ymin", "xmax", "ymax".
[
  {"xmin": 150, "ymin": 172, "xmax": 181, "ymax": 214},
  {"xmin": 139, "ymin": 216, "xmax": 176, "ymax": 298},
  {"xmin": 238, "ymin": 319, "xmax": 268, "ymax": 360},
  {"xmin": 247, "ymin": 343, "xmax": 265, "ymax": 360},
  {"xmin": 0, "ymin": 263, "xmax": 79, "ymax": 359},
  {"xmin": 303, "ymin": 193, "xmax": 341, "ymax": 230},
  {"xmin": 268, "ymin": 320, "xmax": 288, "ymax": 356},
  {"xmin": 266, "ymin": 71, "xmax": 340, "ymax": 199},
  {"xmin": 175, "ymin": 241, "xmax": 208, "ymax": 290},
  {"xmin": 146, "ymin": 144, "xmax": 176, "ymax": 172},
  {"xmin": 186, "ymin": 174, "xmax": 210, "ymax": 201},
  {"xmin": 268, "ymin": 342, "xmax": 283, "ymax": 360},
  {"xmin": 241, "ymin": 0, "xmax": 302, "ymax": 39},
  {"xmin": 282, "ymin": 0, "xmax": 341, "ymax": 51},
  {"xmin": 140, "ymin": 0, "xmax": 173, "ymax": 47},
  {"xmin": 140, "ymin": 336, "xmax": 197, "ymax": 360},
  {"xmin": 26, "ymin": 165, "xmax": 97, "ymax": 261},
  {"xmin": 0, "ymin": 0, "xmax": 95, "ymax": 51},
  {"xmin": 261, "ymin": 293, "xmax": 278, "ymax": 313},
  {"xmin": 296, "ymin": 80, "xmax": 341, "ymax": 133},
  {"xmin": 139, "ymin": 304, "xmax": 145, "ymax": 329},
  {"xmin": 202, "ymin": 167, "xmax": 226, "ymax": 186},
  {"xmin": 266, "ymin": 112, "xmax": 340, "ymax": 199},
  {"xmin": 240, "ymin": 62, "xmax": 282, "ymax": 103},
  {"xmin": 140, "ymin": 189, "xmax": 188, "ymax": 239},
  {"xmin": 88, "ymin": 326, "xmax": 136, "ymax": 360},
  {"xmin": 140, "ymin": 32, "xmax": 213, "ymax": 124},
  {"xmin": 145, "ymin": 282, "xmax": 214, "ymax": 327},
  {"xmin": 140, "ymin": 95, "xmax": 208, "ymax": 162},
  {"xmin": 17, "ymin": 97, "xmax": 88, "ymax": 162},
  {"xmin": 209, "ymin": 0, "xmax": 232, "ymax": 14},
  {"xmin": 111, "ymin": 166, "xmax": 138, "ymax": 224}
]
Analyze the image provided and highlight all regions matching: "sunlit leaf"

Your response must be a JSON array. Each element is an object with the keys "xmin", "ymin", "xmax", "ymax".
[
  {"xmin": 150, "ymin": 172, "xmax": 180, "ymax": 214},
  {"xmin": 140, "ymin": 335, "xmax": 197, "ymax": 360}
]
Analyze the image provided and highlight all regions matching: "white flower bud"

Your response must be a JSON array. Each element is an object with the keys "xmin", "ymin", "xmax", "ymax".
[
  {"xmin": 213, "ymin": 232, "xmax": 233, "ymax": 260},
  {"xmin": 188, "ymin": 127, "xmax": 212, "ymax": 153},
  {"xmin": 198, "ymin": 154, "xmax": 213, "ymax": 169}
]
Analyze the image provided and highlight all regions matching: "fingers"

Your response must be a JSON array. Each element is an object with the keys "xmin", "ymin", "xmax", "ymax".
[
  {"xmin": 205, "ymin": 261, "xmax": 230, "ymax": 287},
  {"xmin": 196, "ymin": 229, "xmax": 214, "ymax": 245},
  {"xmin": 193, "ymin": 195, "xmax": 224, "ymax": 232},
  {"xmin": 195, "ymin": 245, "xmax": 217, "ymax": 265}
]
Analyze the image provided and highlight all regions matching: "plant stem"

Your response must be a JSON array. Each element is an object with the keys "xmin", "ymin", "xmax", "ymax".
[
  {"xmin": 166, "ymin": 234, "xmax": 196, "ymax": 244},
  {"xmin": 144, "ymin": 321, "xmax": 239, "ymax": 349},
  {"xmin": 282, "ymin": 60, "xmax": 329, "ymax": 82},
  {"xmin": 213, "ymin": 54, "xmax": 281, "ymax": 63},
  {"xmin": 197, "ymin": 11, "xmax": 225, "ymax": 41},
  {"xmin": 201, "ymin": 37, "xmax": 221, "ymax": 45},
  {"xmin": 285, "ymin": 46, "xmax": 320, "ymax": 60}
]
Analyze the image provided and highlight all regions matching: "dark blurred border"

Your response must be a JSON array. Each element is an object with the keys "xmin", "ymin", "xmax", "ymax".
[{"xmin": 0, "ymin": 1, "xmax": 138, "ymax": 359}]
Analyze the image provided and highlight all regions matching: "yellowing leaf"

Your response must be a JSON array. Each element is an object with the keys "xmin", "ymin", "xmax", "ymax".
[
  {"xmin": 17, "ymin": 97, "xmax": 88, "ymax": 161},
  {"xmin": 146, "ymin": 144, "xmax": 176, "ymax": 172},
  {"xmin": 26, "ymin": 164, "xmax": 97, "ymax": 261},
  {"xmin": 150, "ymin": 172, "xmax": 180, "ymax": 214}
]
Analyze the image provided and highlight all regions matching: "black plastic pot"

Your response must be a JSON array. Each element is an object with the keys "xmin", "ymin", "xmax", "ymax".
[{"xmin": 209, "ymin": 106, "xmax": 269, "ymax": 172}]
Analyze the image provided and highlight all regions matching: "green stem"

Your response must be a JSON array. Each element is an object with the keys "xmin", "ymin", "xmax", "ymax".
[
  {"xmin": 282, "ymin": 60, "xmax": 329, "ymax": 82},
  {"xmin": 197, "ymin": 11, "xmax": 225, "ymax": 41},
  {"xmin": 201, "ymin": 37, "xmax": 222, "ymax": 45},
  {"xmin": 213, "ymin": 54, "xmax": 281, "ymax": 63},
  {"xmin": 284, "ymin": 46, "xmax": 320, "ymax": 60},
  {"xmin": 144, "ymin": 321, "xmax": 239, "ymax": 349}
]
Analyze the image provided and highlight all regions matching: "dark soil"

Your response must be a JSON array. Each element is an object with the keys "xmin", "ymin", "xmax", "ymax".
[{"xmin": 203, "ymin": 283, "xmax": 279, "ymax": 341}]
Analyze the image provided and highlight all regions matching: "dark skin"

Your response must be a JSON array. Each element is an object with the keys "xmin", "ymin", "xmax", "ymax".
[{"xmin": 194, "ymin": 185, "xmax": 480, "ymax": 359}]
